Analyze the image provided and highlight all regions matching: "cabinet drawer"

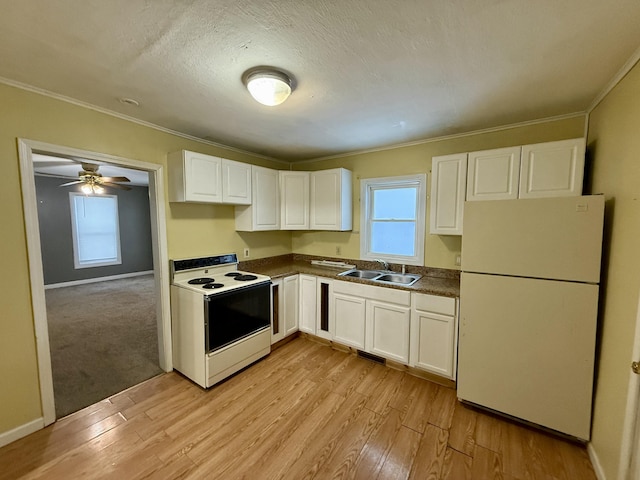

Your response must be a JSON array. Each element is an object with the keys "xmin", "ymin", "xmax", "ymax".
[
  {"xmin": 412, "ymin": 292, "xmax": 455, "ymax": 315},
  {"xmin": 332, "ymin": 280, "xmax": 410, "ymax": 306}
]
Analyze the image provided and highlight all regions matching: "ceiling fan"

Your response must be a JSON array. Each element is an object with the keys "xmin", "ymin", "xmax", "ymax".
[{"xmin": 58, "ymin": 162, "xmax": 131, "ymax": 194}]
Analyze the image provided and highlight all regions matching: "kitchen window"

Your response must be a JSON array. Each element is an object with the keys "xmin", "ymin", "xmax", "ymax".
[
  {"xmin": 69, "ymin": 193, "xmax": 122, "ymax": 269},
  {"xmin": 360, "ymin": 174, "xmax": 426, "ymax": 266}
]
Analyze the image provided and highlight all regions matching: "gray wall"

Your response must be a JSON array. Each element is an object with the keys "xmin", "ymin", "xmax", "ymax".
[{"xmin": 35, "ymin": 175, "xmax": 153, "ymax": 285}]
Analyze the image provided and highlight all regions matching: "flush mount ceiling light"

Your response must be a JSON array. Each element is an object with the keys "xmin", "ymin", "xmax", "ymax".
[{"xmin": 243, "ymin": 68, "xmax": 294, "ymax": 106}]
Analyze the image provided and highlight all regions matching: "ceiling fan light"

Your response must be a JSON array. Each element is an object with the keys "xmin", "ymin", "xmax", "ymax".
[
  {"xmin": 81, "ymin": 184, "xmax": 92, "ymax": 194},
  {"xmin": 93, "ymin": 185, "xmax": 105, "ymax": 194},
  {"xmin": 245, "ymin": 70, "xmax": 292, "ymax": 106}
]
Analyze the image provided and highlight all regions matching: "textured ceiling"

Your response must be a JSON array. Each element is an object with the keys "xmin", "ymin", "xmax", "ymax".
[{"xmin": 2, "ymin": 1, "xmax": 640, "ymax": 161}]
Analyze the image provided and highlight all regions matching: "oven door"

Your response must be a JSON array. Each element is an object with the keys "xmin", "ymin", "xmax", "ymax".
[{"xmin": 204, "ymin": 281, "xmax": 271, "ymax": 353}]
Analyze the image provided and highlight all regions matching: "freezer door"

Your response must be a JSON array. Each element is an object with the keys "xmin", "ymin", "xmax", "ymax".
[
  {"xmin": 458, "ymin": 273, "xmax": 599, "ymax": 440},
  {"xmin": 461, "ymin": 195, "xmax": 604, "ymax": 283}
]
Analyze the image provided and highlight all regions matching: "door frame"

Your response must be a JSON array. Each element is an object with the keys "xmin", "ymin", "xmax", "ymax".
[
  {"xmin": 17, "ymin": 138, "xmax": 173, "ymax": 426},
  {"xmin": 618, "ymin": 288, "xmax": 640, "ymax": 480}
]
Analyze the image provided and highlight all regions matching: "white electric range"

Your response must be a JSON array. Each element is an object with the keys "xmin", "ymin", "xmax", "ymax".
[{"xmin": 170, "ymin": 253, "xmax": 272, "ymax": 388}]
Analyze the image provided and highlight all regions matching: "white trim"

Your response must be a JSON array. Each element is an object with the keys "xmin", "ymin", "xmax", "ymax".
[
  {"xmin": 588, "ymin": 443, "xmax": 606, "ymax": 480},
  {"xmin": 17, "ymin": 138, "xmax": 173, "ymax": 429},
  {"xmin": 587, "ymin": 45, "xmax": 640, "ymax": 114},
  {"xmin": 296, "ymin": 112, "xmax": 586, "ymax": 164},
  {"xmin": 0, "ymin": 76, "xmax": 287, "ymax": 165},
  {"xmin": 617, "ymin": 289, "xmax": 640, "ymax": 480},
  {"xmin": 0, "ymin": 418, "xmax": 44, "ymax": 448},
  {"xmin": 44, "ymin": 270, "xmax": 154, "ymax": 290},
  {"xmin": 18, "ymin": 140, "xmax": 56, "ymax": 426}
]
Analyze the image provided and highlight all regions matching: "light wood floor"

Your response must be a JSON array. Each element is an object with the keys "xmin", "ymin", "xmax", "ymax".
[{"xmin": 0, "ymin": 337, "xmax": 596, "ymax": 479}]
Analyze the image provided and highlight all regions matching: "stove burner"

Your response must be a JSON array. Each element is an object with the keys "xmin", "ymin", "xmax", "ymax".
[
  {"xmin": 188, "ymin": 277, "xmax": 215, "ymax": 285},
  {"xmin": 202, "ymin": 283, "xmax": 225, "ymax": 289},
  {"xmin": 234, "ymin": 274, "xmax": 258, "ymax": 281},
  {"xmin": 225, "ymin": 272, "xmax": 242, "ymax": 277}
]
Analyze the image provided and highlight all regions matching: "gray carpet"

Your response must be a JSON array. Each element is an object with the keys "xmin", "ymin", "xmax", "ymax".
[{"xmin": 45, "ymin": 274, "xmax": 163, "ymax": 418}]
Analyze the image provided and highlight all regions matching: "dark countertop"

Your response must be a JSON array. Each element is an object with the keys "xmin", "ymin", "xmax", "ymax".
[{"xmin": 240, "ymin": 255, "xmax": 460, "ymax": 298}]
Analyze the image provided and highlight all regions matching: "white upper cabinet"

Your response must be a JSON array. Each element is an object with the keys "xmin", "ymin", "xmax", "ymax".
[
  {"xmin": 235, "ymin": 165, "xmax": 280, "ymax": 231},
  {"xmin": 466, "ymin": 146, "xmax": 522, "ymax": 201},
  {"xmin": 429, "ymin": 139, "xmax": 586, "ymax": 235},
  {"xmin": 430, "ymin": 153, "xmax": 467, "ymax": 235},
  {"xmin": 519, "ymin": 138, "xmax": 585, "ymax": 199},
  {"xmin": 222, "ymin": 159, "xmax": 252, "ymax": 205},
  {"xmin": 168, "ymin": 150, "xmax": 222, "ymax": 203},
  {"xmin": 168, "ymin": 150, "xmax": 252, "ymax": 205},
  {"xmin": 280, "ymin": 171, "xmax": 310, "ymax": 230},
  {"xmin": 310, "ymin": 168, "xmax": 352, "ymax": 231}
]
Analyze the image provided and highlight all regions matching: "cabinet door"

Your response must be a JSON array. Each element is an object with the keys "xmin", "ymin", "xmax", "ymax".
[
  {"xmin": 331, "ymin": 292, "xmax": 366, "ymax": 349},
  {"xmin": 519, "ymin": 138, "xmax": 585, "ymax": 199},
  {"xmin": 283, "ymin": 275, "xmax": 299, "ymax": 337},
  {"xmin": 310, "ymin": 168, "xmax": 352, "ymax": 231},
  {"xmin": 168, "ymin": 151, "xmax": 222, "ymax": 203},
  {"xmin": 367, "ymin": 300, "xmax": 411, "ymax": 363},
  {"xmin": 467, "ymin": 147, "xmax": 521, "ymax": 201},
  {"xmin": 235, "ymin": 166, "xmax": 280, "ymax": 231},
  {"xmin": 410, "ymin": 309, "xmax": 456, "ymax": 379},
  {"xmin": 430, "ymin": 153, "xmax": 467, "ymax": 235},
  {"xmin": 299, "ymin": 274, "xmax": 317, "ymax": 334},
  {"xmin": 222, "ymin": 159, "xmax": 252, "ymax": 205},
  {"xmin": 280, "ymin": 171, "xmax": 310, "ymax": 230}
]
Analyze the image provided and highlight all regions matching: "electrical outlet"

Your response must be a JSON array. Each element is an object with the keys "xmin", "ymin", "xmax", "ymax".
[
  {"xmin": 336, "ymin": 246, "xmax": 342, "ymax": 255},
  {"xmin": 455, "ymin": 254, "xmax": 461, "ymax": 266},
  {"xmin": 244, "ymin": 248, "xmax": 250, "ymax": 258}
]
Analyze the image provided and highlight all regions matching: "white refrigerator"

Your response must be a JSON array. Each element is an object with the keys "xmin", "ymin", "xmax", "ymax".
[{"xmin": 458, "ymin": 195, "xmax": 604, "ymax": 440}]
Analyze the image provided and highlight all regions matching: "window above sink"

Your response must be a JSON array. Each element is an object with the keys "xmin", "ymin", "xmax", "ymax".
[{"xmin": 360, "ymin": 174, "xmax": 427, "ymax": 267}]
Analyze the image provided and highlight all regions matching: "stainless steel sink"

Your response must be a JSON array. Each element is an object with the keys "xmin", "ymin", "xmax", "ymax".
[
  {"xmin": 338, "ymin": 269, "xmax": 422, "ymax": 286},
  {"xmin": 375, "ymin": 273, "xmax": 421, "ymax": 286},
  {"xmin": 338, "ymin": 269, "xmax": 382, "ymax": 279}
]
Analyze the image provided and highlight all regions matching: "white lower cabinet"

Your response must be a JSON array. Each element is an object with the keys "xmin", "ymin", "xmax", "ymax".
[
  {"xmin": 298, "ymin": 274, "xmax": 317, "ymax": 334},
  {"xmin": 270, "ymin": 275, "xmax": 299, "ymax": 344},
  {"xmin": 367, "ymin": 300, "xmax": 411, "ymax": 363},
  {"xmin": 331, "ymin": 291, "xmax": 366, "ymax": 349},
  {"xmin": 283, "ymin": 275, "xmax": 299, "ymax": 337},
  {"xmin": 330, "ymin": 280, "xmax": 411, "ymax": 363},
  {"xmin": 410, "ymin": 293, "xmax": 458, "ymax": 380}
]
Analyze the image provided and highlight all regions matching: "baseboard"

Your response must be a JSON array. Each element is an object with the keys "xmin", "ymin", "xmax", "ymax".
[
  {"xmin": 587, "ymin": 443, "xmax": 606, "ymax": 480},
  {"xmin": 0, "ymin": 417, "xmax": 44, "ymax": 448},
  {"xmin": 45, "ymin": 270, "xmax": 154, "ymax": 290}
]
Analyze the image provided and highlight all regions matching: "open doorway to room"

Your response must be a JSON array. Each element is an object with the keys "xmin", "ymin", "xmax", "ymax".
[
  {"xmin": 33, "ymin": 155, "xmax": 162, "ymax": 417},
  {"xmin": 18, "ymin": 139, "xmax": 172, "ymax": 426}
]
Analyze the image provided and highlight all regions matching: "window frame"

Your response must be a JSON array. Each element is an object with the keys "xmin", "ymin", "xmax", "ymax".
[
  {"xmin": 360, "ymin": 174, "xmax": 427, "ymax": 266},
  {"xmin": 69, "ymin": 192, "xmax": 122, "ymax": 269}
]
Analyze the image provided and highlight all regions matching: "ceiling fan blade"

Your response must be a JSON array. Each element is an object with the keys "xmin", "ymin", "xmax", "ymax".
[
  {"xmin": 100, "ymin": 176, "xmax": 131, "ymax": 183},
  {"xmin": 102, "ymin": 182, "xmax": 132, "ymax": 191},
  {"xmin": 58, "ymin": 180, "xmax": 83, "ymax": 187}
]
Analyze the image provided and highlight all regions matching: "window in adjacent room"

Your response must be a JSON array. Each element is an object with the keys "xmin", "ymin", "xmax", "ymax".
[
  {"xmin": 69, "ymin": 192, "xmax": 122, "ymax": 269},
  {"xmin": 360, "ymin": 174, "xmax": 427, "ymax": 266}
]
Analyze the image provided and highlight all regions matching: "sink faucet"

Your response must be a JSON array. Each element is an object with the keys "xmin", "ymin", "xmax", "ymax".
[{"xmin": 375, "ymin": 259, "xmax": 389, "ymax": 271}]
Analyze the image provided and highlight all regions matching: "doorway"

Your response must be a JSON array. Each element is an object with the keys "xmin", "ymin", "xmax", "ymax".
[
  {"xmin": 618, "ymin": 289, "xmax": 640, "ymax": 479},
  {"xmin": 18, "ymin": 139, "xmax": 172, "ymax": 426}
]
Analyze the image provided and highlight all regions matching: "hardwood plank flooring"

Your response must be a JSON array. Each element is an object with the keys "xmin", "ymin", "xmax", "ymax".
[{"xmin": 0, "ymin": 337, "xmax": 597, "ymax": 480}]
